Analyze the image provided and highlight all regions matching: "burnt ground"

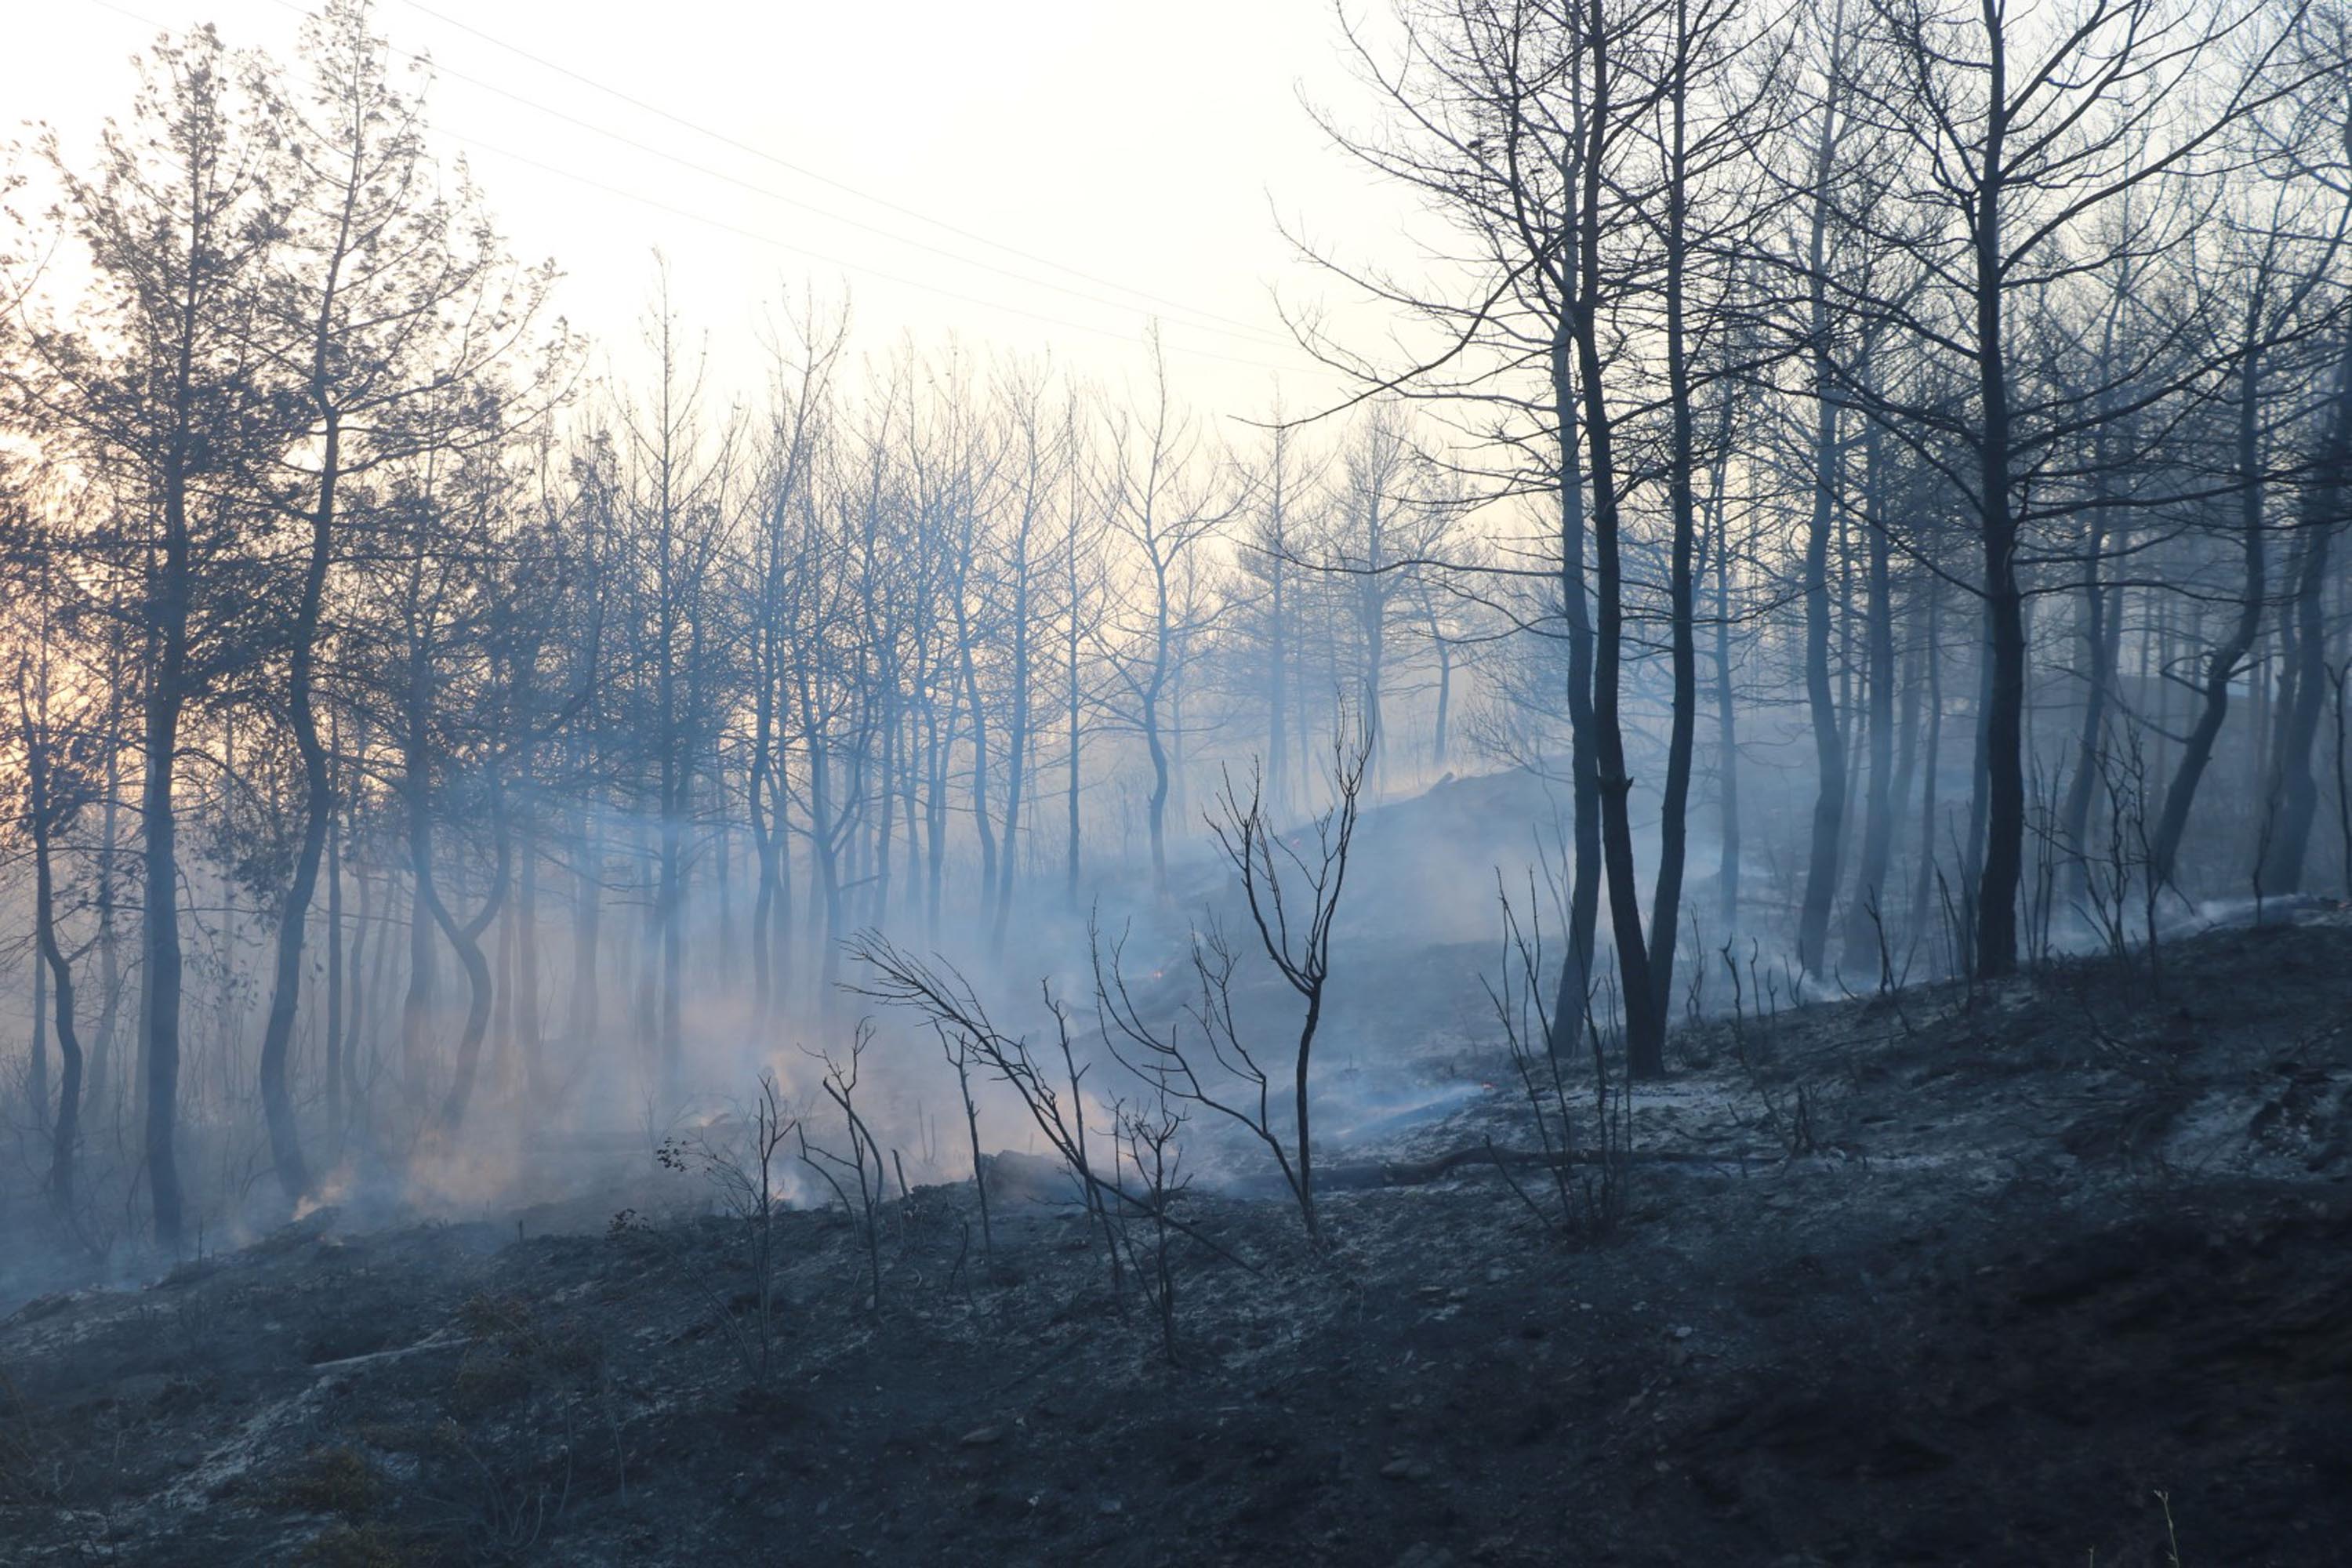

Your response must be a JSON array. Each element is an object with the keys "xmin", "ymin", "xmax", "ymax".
[{"xmin": 4, "ymin": 913, "xmax": 2351, "ymax": 1566}]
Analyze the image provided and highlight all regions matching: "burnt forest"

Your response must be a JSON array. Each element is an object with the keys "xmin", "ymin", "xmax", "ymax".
[{"xmin": 2, "ymin": 1, "xmax": 2350, "ymax": 1563}]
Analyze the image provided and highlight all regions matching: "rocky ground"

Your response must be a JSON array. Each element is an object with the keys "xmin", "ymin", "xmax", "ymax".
[{"xmin": 3, "ymin": 911, "xmax": 2350, "ymax": 1566}]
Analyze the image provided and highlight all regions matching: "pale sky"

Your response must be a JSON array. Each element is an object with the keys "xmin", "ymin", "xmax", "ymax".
[{"xmin": 13, "ymin": 0, "xmax": 1429, "ymax": 424}]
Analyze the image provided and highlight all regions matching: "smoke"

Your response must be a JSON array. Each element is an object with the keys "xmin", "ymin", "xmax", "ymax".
[{"xmin": 0, "ymin": 684, "xmax": 2327, "ymax": 1317}]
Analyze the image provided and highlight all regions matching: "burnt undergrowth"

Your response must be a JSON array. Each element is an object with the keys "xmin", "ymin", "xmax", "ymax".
[{"xmin": 2, "ymin": 913, "xmax": 2348, "ymax": 1566}]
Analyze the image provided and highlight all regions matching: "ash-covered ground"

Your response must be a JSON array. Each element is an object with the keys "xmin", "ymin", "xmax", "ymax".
[{"xmin": 4, "ymin": 910, "xmax": 2350, "ymax": 1566}]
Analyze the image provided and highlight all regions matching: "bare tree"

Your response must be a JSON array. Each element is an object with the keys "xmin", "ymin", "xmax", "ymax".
[
  {"xmin": 5, "ymin": 26, "xmax": 291, "ymax": 1247},
  {"xmin": 1098, "ymin": 332, "xmax": 1232, "ymax": 895},
  {"xmin": 1843, "ymin": 0, "xmax": 2322, "ymax": 975},
  {"xmin": 1096, "ymin": 729, "xmax": 1367, "ymax": 1241}
]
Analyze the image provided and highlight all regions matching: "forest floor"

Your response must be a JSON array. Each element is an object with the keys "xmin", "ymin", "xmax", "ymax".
[{"xmin": 3, "ymin": 909, "xmax": 2350, "ymax": 1566}]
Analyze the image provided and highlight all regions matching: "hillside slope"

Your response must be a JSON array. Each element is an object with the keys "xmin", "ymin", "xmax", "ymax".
[{"xmin": 3, "ymin": 913, "xmax": 2349, "ymax": 1566}]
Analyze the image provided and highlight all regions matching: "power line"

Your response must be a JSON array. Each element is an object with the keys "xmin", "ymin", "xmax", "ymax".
[
  {"xmin": 387, "ymin": 0, "xmax": 1294, "ymax": 345},
  {"xmin": 392, "ymin": 30, "xmax": 1292, "ymax": 350},
  {"xmin": 427, "ymin": 127, "xmax": 1308, "ymax": 373},
  {"xmin": 75, "ymin": 0, "xmax": 1309, "ymax": 375}
]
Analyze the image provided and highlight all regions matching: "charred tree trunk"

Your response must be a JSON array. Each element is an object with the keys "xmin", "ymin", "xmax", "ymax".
[
  {"xmin": 1842, "ymin": 419, "xmax": 1898, "ymax": 971},
  {"xmin": 256, "ymin": 398, "xmax": 339, "ymax": 1206},
  {"xmin": 516, "ymin": 813, "xmax": 543, "ymax": 1099},
  {"xmin": 994, "ymin": 505, "xmax": 1036, "ymax": 949},
  {"xmin": 749, "ymin": 629, "xmax": 780, "ymax": 1023},
  {"xmin": 1797, "ymin": 234, "xmax": 1849, "ymax": 975},
  {"xmin": 568, "ymin": 803, "xmax": 602, "ymax": 1061},
  {"xmin": 141, "ymin": 465, "xmax": 193, "ymax": 1251},
  {"xmin": 1545, "ymin": 325, "xmax": 1604, "ymax": 1053},
  {"xmin": 20, "ymin": 686, "xmax": 85, "ymax": 1210},
  {"xmin": 2058, "ymin": 467, "xmax": 2123, "ymax": 917},
  {"xmin": 343, "ymin": 848, "xmax": 372, "ymax": 1133},
  {"xmin": 1795, "ymin": 43, "xmax": 1852, "ymax": 978},
  {"xmin": 1572, "ymin": 0, "xmax": 1661, "ymax": 1077},
  {"xmin": 1713, "ymin": 451, "xmax": 1742, "ymax": 933},
  {"xmin": 399, "ymin": 649, "xmax": 438, "ymax": 1117},
  {"xmin": 430, "ymin": 790, "xmax": 509, "ymax": 1135},
  {"xmin": 2152, "ymin": 325, "xmax": 2269, "ymax": 887},
  {"xmin": 325, "ymin": 761, "xmax": 345, "ymax": 1134},
  {"xmin": 2258, "ymin": 334, "xmax": 2352, "ymax": 893},
  {"xmin": 1970, "ymin": 63, "xmax": 2027, "ymax": 980},
  {"xmin": 89, "ymin": 678, "xmax": 124, "ymax": 1123},
  {"xmin": 1908, "ymin": 583, "xmax": 1945, "ymax": 953},
  {"xmin": 1646, "ymin": 30, "xmax": 1700, "ymax": 1038}
]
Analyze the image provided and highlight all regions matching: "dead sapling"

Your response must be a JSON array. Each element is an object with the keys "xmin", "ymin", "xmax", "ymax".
[
  {"xmin": 1861, "ymin": 894, "xmax": 1918, "ymax": 1034},
  {"xmin": 933, "ymin": 1022, "xmax": 996, "ymax": 1267},
  {"xmin": 648, "ymin": 1072, "xmax": 799, "ymax": 1388},
  {"xmin": 848, "ymin": 934, "xmax": 1261, "ymax": 1298},
  {"xmin": 1110, "ymin": 1088, "xmax": 1191, "ymax": 1363},
  {"xmin": 1095, "ymin": 735, "xmax": 1366, "ymax": 1245},
  {"xmin": 2333, "ymin": 655, "xmax": 2352, "ymax": 898},
  {"xmin": 2076, "ymin": 721, "xmax": 2140, "ymax": 961},
  {"xmin": 1482, "ymin": 874, "xmax": 1631, "ymax": 1236},
  {"xmin": 848, "ymin": 938, "xmax": 1125, "ymax": 1285},
  {"xmin": 706, "ymin": 1073, "xmax": 794, "ymax": 1384},
  {"xmin": 2115, "ymin": 720, "xmax": 2174, "ymax": 993},
  {"xmin": 797, "ymin": 1022, "xmax": 890, "ymax": 1316},
  {"xmin": 1717, "ymin": 940, "xmax": 1818, "ymax": 1160}
]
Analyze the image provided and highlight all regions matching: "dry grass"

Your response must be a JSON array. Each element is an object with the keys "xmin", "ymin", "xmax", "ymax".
[{"xmin": 272, "ymin": 1444, "xmax": 384, "ymax": 1518}]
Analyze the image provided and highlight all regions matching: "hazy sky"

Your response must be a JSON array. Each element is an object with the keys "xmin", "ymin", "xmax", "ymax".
[{"xmin": 15, "ymin": 0, "xmax": 1426, "ymax": 421}]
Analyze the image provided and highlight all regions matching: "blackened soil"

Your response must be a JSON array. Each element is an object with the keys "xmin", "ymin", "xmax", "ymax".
[{"xmin": 3, "ymin": 916, "xmax": 2349, "ymax": 1566}]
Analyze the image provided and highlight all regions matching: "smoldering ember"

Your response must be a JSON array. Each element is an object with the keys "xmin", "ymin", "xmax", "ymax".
[{"xmin": 2, "ymin": 1, "xmax": 2350, "ymax": 1563}]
